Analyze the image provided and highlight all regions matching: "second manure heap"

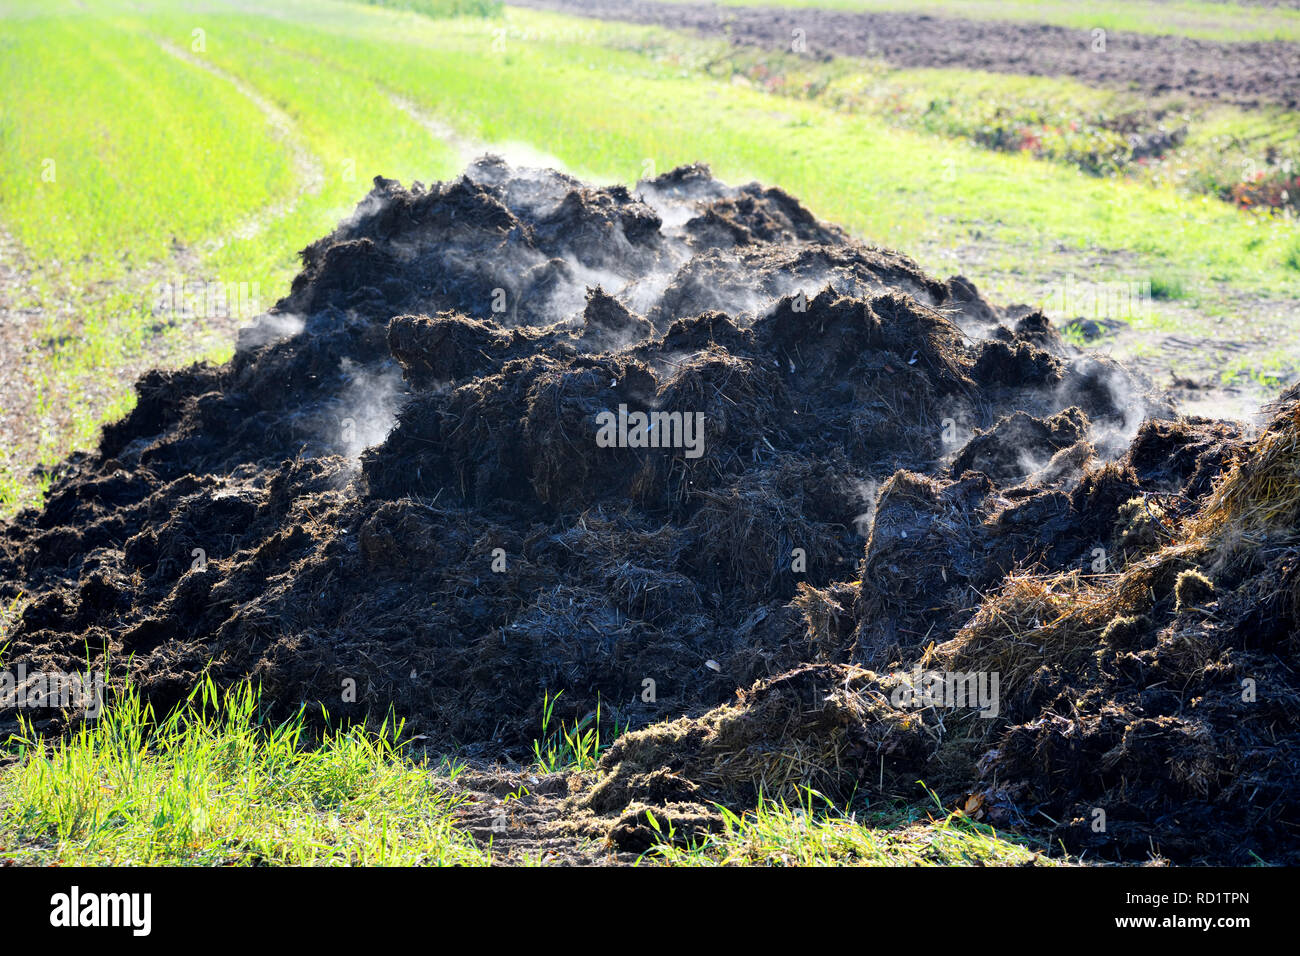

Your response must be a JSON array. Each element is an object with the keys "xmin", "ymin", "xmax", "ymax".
[{"xmin": 2, "ymin": 159, "xmax": 1295, "ymax": 862}]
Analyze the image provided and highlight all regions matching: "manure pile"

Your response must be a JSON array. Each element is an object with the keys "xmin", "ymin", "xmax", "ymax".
[{"xmin": 2, "ymin": 159, "xmax": 1297, "ymax": 862}]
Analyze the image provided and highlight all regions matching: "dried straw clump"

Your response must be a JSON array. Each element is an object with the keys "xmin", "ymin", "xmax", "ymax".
[
  {"xmin": 1190, "ymin": 390, "xmax": 1300, "ymax": 554},
  {"xmin": 585, "ymin": 664, "xmax": 938, "ymax": 812},
  {"xmin": 932, "ymin": 569, "xmax": 1117, "ymax": 694}
]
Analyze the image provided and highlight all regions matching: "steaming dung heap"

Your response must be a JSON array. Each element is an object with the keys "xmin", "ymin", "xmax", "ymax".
[{"xmin": 2, "ymin": 159, "xmax": 1296, "ymax": 862}]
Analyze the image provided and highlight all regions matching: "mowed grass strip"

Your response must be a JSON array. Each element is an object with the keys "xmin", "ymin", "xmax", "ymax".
[{"xmin": 0, "ymin": 680, "xmax": 489, "ymax": 866}]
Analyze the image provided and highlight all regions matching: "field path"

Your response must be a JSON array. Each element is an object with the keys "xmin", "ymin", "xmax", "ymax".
[
  {"xmin": 449, "ymin": 768, "xmax": 624, "ymax": 865},
  {"xmin": 0, "ymin": 36, "xmax": 330, "ymax": 508},
  {"xmin": 512, "ymin": 0, "xmax": 1300, "ymax": 108},
  {"xmin": 0, "ymin": 226, "xmax": 60, "ymax": 484},
  {"xmin": 387, "ymin": 93, "xmax": 483, "ymax": 165},
  {"xmin": 155, "ymin": 38, "xmax": 326, "ymax": 248}
]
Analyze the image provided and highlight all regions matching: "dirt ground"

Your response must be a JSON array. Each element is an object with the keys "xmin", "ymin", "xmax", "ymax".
[
  {"xmin": 2, "ymin": 159, "xmax": 1298, "ymax": 863},
  {"xmin": 515, "ymin": 0, "xmax": 1300, "ymax": 110}
]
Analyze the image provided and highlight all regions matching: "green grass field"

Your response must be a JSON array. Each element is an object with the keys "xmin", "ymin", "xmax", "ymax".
[
  {"xmin": 0, "ymin": 679, "xmax": 496, "ymax": 865},
  {"xmin": 0, "ymin": 679, "xmax": 1048, "ymax": 866}
]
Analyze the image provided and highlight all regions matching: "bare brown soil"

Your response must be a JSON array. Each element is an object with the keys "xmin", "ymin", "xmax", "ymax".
[{"xmin": 514, "ymin": 0, "xmax": 1300, "ymax": 109}]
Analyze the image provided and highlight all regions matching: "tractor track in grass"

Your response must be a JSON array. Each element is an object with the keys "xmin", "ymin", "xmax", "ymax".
[
  {"xmin": 388, "ymin": 93, "xmax": 484, "ymax": 167},
  {"xmin": 511, "ymin": 0, "xmax": 1300, "ymax": 109},
  {"xmin": 0, "ymin": 39, "xmax": 331, "ymax": 512},
  {"xmin": 386, "ymin": 91, "xmax": 570, "ymax": 174},
  {"xmin": 447, "ymin": 767, "xmax": 629, "ymax": 865},
  {"xmin": 155, "ymin": 38, "xmax": 326, "ymax": 248}
]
